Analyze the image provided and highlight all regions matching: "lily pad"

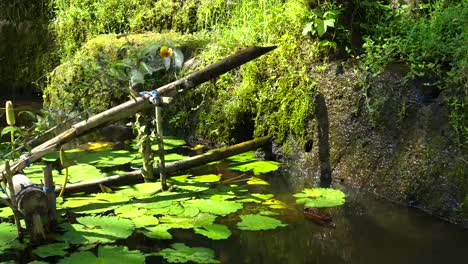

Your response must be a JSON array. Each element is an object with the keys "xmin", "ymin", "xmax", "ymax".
[
  {"xmin": 157, "ymin": 243, "xmax": 219, "ymax": 263},
  {"xmin": 237, "ymin": 214, "xmax": 287, "ymax": 231},
  {"xmin": 190, "ymin": 174, "xmax": 221, "ymax": 183},
  {"xmin": 75, "ymin": 150, "xmax": 136, "ymax": 167},
  {"xmin": 98, "ymin": 245, "xmax": 145, "ymax": 264},
  {"xmin": 67, "ymin": 164, "xmax": 102, "ymax": 183},
  {"xmin": 229, "ymin": 161, "xmax": 281, "ymax": 175},
  {"xmin": 194, "ymin": 224, "xmax": 231, "ymax": 240},
  {"xmin": 33, "ymin": 242, "xmax": 69, "ymax": 258},
  {"xmin": 132, "ymin": 215, "xmax": 159, "ymax": 228},
  {"xmin": 115, "ymin": 182, "xmax": 161, "ymax": 198},
  {"xmin": 144, "ymin": 224, "xmax": 173, "ymax": 239},
  {"xmin": 226, "ymin": 151, "xmax": 257, "ymax": 163},
  {"xmin": 0, "ymin": 222, "xmax": 17, "ymax": 253},
  {"xmin": 0, "ymin": 206, "xmax": 14, "ymax": 218},
  {"xmin": 58, "ymin": 216, "xmax": 134, "ymax": 245},
  {"xmin": 130, "ymin": 153, "xmax": 188, "ymax": 167},
  {"xmin": 247, "ymin": 177, "xmax": 270, "ymax": 185},
  {"xmin": 58, "ymin": 251, "xmax": 97, "ymax": 264},
  {"xmin": 115, "ymin": 204, "xmax": 148, "ymax": 218},
  {"xmin": 158, "ymin": 213, "xmax": 217, "ymax": 229},
  {"xmin": 293, "ymin": 188, "xmax": 346, "ymax": 208},
  {"xmin": 183, "ymin": 199, "xmax": 243, "ymax": 216}
]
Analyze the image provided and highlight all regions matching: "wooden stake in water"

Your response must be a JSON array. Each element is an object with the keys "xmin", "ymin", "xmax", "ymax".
[
  {"xmin": 4, "ymin": 161, "xmax": 23, "ymax": 239},
  {"xmin": 43, "ymin": 164, "xmax": 57, "ymax": 226},
  {"xmin": 141, "ymin": 113, "xmax": 155, "ymax": 182},
  {"xmin": 155, "ymin": 99, "xmax": 167, "ymax": 191}
]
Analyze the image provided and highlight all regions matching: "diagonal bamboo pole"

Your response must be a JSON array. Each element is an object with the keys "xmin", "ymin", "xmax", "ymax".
[{"xmin": 0, "ymin": 46, "xmax": 276, "ymax": 180}]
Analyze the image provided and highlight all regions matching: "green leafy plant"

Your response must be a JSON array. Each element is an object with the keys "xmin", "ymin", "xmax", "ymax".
[{"xmin": 293, "ymin": 188, "xmax": 346, "ymax": 208}]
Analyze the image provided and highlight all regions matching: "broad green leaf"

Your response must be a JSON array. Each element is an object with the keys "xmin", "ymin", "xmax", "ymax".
[
  {"xmin": 0, "ymin": 222, "xmax": 17, "ymax": 250},
  {"xmin": 183, "ymin": 199, "xmax": 243, "ymax": 216},
  {"xmin": 33, "ymin": 242, "xmax": 69, "ymax": 258},
  {"xmin": 74, "ymin": 150, "xmax": 136, "ymax": 167},
  {"xmin": 57, "ymin": 216, "xmax": 134, "ymax": 245},
  {"xmin": 67, "ymin": 164, "xmax": 102, "ymax": 183},
  {"xmin": 58, "ymin": 251, "xmax": 97, "ymax": 264},
  {"xmin": 115, "ymin": 182, "xmax": 161, "ymax": 198},
  {"xmin": 237, "ymin": 214, "xmax": 287, "ymax": 231},
  {"xmin": 258, "ymin": 210, "xmax": 280, "ymax": 216},
  {"xmin": 115, "ymin": 204, "xmax": 148, "ymax": 218},
  {"xmin": 226, "ymin": 151, "xmax": 256, "ymax": 163},
  {"xmin": 132, "ymin": 215, "xmax": 159, "ymax": 228},
  {"xmin": 247, "ymin": 177, "xmax": 270, "ymax": 185},
  {"xmin": 157, "ymin": 243, "xmax": 219, "ymax": 263},
  {"xmin": 190, "ymin": 174, "xmax": 221, "ymax": 183},
  {"xmin": 0, "ymin": 206, "xmax": 14, "ymax": 218},
  {"xmin": 144, "ymin": 224, "xmax": 172, "ymax": 239},
  {"xmin": 194, "ymin": 224, "xmax": 231, "ymax": 240},
  {"xmin": 229, "ymin": 161, "xmax": 281, "ymax": 175},
  {"xmin": 293, "ymin": 188, "xmax": 346, "ymax": 208},
  {"xmin": 97, "ymin": 245, "xmax": 145, "ymax": 264},
  {"xmin": 158, "ymin": 213, "xmax": 216, "ymax": 229},
  {"xmin": 263, "ymin": 198, "xmax": 287, "ymax": 209}
]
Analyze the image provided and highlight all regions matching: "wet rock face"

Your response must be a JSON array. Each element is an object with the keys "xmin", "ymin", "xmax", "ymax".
[{"xmin": 279, "ymin": 61, "xmax": 467, "ymax": 226}]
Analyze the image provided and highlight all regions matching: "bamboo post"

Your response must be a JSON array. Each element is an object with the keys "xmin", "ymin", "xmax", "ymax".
[
  {"xmin": 43, "ymin": 164, "xmax": 57, "ymax": 226},
  {"xmin": 140, "ymin": 114, "xmax": 155, "ymax": 182},
  {"xmin": 4, "ymin": 161, "xmax": 22, "ymax": 239},
  {"xmin": 155, "ymin": 98, "xmax": 167, "ymax": 191}
]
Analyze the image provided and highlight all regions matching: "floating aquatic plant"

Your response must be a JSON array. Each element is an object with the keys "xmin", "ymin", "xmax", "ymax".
[
  {"xmin": 227, "ymin": 151, "xmax": 281, "ymax": 175},
  {"xmin": 156, "ymin": 243, "xmax": 219, "ymax": 263},
  {"xmin": 237, "ymin": 214, "xmax": 287, "ymax": 231},
  {"xmin": 57, "ymin": 245, "xmax": 144, "ymax": 264},
  {"xmin": 293, "ymin": 188, "xmax": 346, "ymax": 208},
  {"xmin": 194, "ymin": 224, "xmax": 232, "ymax": 240},
  {"xmin": 33, "ymin": 242, "xmax": 69, "ymax": 258},
  {"xmin": 0, "ymin": 222, "xmax": 17, "ymax": 253},
  {"xmin": 183, "ymin": 199, "xmax": 243, "ymax": 216},
  {"xmin": 144, "ymin": 225, "xmax": 173, "ymax": 239}
]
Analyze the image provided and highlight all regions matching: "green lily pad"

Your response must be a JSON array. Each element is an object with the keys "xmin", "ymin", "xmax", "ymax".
[
  {"xmin": 115, "ymin": 182, "xmax": 161, "ymax": 198},
  {"xmin": 61, "ymin": 197, "xmax": 118, "ymax": 214},
  {"xmin": 57, "ymin": 216, "xmax": 134, "ymax": 245},
  {"xmin": 194, "ymin": 224, "xmax": 231, "ymax": 240},
  {"xmin": 75, "ymin": 150, "xmax": 136, "ymax": 167},
  {"xmin": 247, "ymin": 177, "xmax": 270, "ymax": 185},
  {"xmin": 98, "ymin": 245, "xmax": 145, "ymax": 264},
  {"xmin": 132, "ymin": 215, "xmax": 159, "ymax": 228},
  {"xmin": 293, "ymin": 188, "xmax": 346, "ymax": 208},
  {"xmin": 0, "ymin": 222, "xmax": 17, "ymax": 253},
  {"xmin": 144, "ymin": 224, "xmax": 173, "ymax": 239},
  {"xmin": 131, "ymin": 136, "xmax": 186, "ymax": 151},
  {"xmin": 58, "ymin": 251, "xmax": 97, "ymax": 264},
  {"xmin": 263, "ymin": 198, "xmax": 288, "ymax": 209},
  {"xmin": 190, "ymin": 174, "xmax": 221, "ymax": 183},
  {"xmin": 183, "ymin": 199, "xmax": 243, "ymax": 216},
  {"xmin": 130, "ymin": 153, "xmax": 188, "ymax": 167},
  {"xmin": 115, "ymin": 204, "xmax": 148, "ymax": 218},
  {"xmin": 158, "ymin": 213, "xmax": 217, "ymax": 229},
  {"xmin": 33, "ymin": 242, "xmax": 69, "ymax": 258},
  {"xmin": 237, "ymin": 193, "xmax": 275, "ymax": 203},
  {"xmin": 67, "ymin": 164, "xmax": 102, "ymax": 183},
  {"xmin": 157, "ymin": 243, "xmax": 219, "ymax": 263},
  {"xmin": 258, "ymin": 210, "xmax": 280, "ymax": 216},
  {"xmin": 0, "ymin": 206, "xmax": 14, "ymax": 218},
  {"xmin": 237, "ymin": 214, "xmax": 287, "ymax": 231},
  {"xmin": 229, "ymin": 161, "xmax": 281, "ymax": 175},
  {"xmin": 226, "ymin": 151, "xmax": 257, "ymax": 162}
]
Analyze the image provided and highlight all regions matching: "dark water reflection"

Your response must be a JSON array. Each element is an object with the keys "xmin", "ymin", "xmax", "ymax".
[{"xmin": 172, "ymin": 167, "xmax": 468, "ymax": 264}]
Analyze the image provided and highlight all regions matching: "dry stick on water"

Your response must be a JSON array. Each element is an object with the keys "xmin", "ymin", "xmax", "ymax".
[{"xmin": 4, "ymin": 161, "xmax": 23, "ymax": 239}]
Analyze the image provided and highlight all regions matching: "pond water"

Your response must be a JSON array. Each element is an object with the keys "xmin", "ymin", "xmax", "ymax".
[{"xmin": 1, "ymin": 139, "xmax": 468, "ymax": 264}]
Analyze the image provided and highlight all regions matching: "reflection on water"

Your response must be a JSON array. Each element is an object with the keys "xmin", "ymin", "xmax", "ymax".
[{"xmin": 174, "ymin": 166, "xmax": 468, "ymax": 264}]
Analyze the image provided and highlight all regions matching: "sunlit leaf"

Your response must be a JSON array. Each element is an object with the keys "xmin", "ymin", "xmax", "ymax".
[
  {"xmin": 247, "ymin": 177, "xmax": 270, "ymax": 185},
  {"xmin": 0, "ymin": 206, "xmax": 14, "ymax": 218},
  {"xmin": 144, "ymin": 224, "xmax": 172, "ymax": 239},
  {"xmin": 194, "ymin": 224, "xmax": 231, "ymax": 240},
  {"xmin": 58, "ymin": 251, "xmax": 97, "ymax": 264},
  {"xmin": 183, "ymin": 199, "xmax": 243, "ymax": 216},
  {"xmin": 237, "ymin": 214, "xmax": 287, "ymax": 231},
  {"xmin": 132, "ymin": 215, "xmax": 159, "ymax": 228},
  {"xmin": 115, "ymin": 204, "xmax": 148, "ymax": 218},
  {"xmin": 97, "ymin": 245, "xmax": 145, "ymax": 264},
  {"xmin": 157, "ymin": 243, "xmax": 219, "ymax": 263},
  {"xmin": 293, "ymin": 188, "xmax": 346, "ymax": 208}
]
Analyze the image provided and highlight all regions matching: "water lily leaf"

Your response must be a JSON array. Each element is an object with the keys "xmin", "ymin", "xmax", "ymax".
[
  {"xmin": 58, "ymin": 216, "xmax": 134, "ymax": 245},
  {"xmin": 237, "ymin": 193, "xmax": 274, "ymax": 203},
  {"xmin": 247, "ymin": 176, "xmax": 270, "ymax": 185},
  {"xmin": 78, "ymin": 142, "xmax": 114, "ymax": 151},
  {"xmin": 159, "ymin": 213, "xmax": 217, "ymax": 229},
  {"xmin": 237, "ymin": 214, "xmax": 287, "ymax": 231},
  {"xmin": 144, "ymin": 224, "xmax": 172, "ymax": 239},
  {"xmin": 229, "ymin": 161, "xmax": 281, "ymax": 175},
  {"xmin": 42, "ymin": 151, "xmax": 59, "ymax": 161},
  {"xmin": 157, "ymin": 243, "xmax": 219, "ymax": 263},
  {"xmin": 58, "ymin": 251, "xmax": 97, "ymax": 264},
  {"xmin": 190, "ymin": 174, "xmax": 221, "ymax": 183},
  {"xmin": 131, "ymin": 136, "xmax": 185, "ymax": 151},
  {"xmin": 97, "ymin": 245, "xmax": 145, "ymax": 264},
  {"xmin": 208, "ymin": 194, "xmax": 236, "ymax": 201},
  {"xmin": 61, "ymin": 197, "xmax": 118, "ymax": 215},
  {"xmin": 226, "ymin": 151, "xmax": 256, "ymax": 163},
  {"xmin": 33, "ymin": 242, "xmax": 69, "ymax": 258},
  {"xmin": 194, "ymin": 224, "xmax": 231, "ymax": 240},
  {"xmin": 176, "ymin": 184, "xmax": 210, "ymax": 192},
  {"xmin": 115, "ymin": 182, "xmax": 161, "ymax": 198},
  {"xmin": 0, "ymin": 206, "xmax": 13, "ymax": 218},
  {"xmin": 293, "ymin": 188, "xmax": 346, "ymax": 208},
  {"xmin": 67, "ymin": 164, "xmax": 102, "ymax": 183},
  {"xmin": 75, "ymin": 150, "xmax": 136, "ymax": 167},
  {"xmin": 0, "ymin": 222, "xmax": 17, "ymax": 252},
  {"xmin": 179, "ymin": 206, "xmax": 200, "ymax": 218},
  {"xmin": 115, "ymin": 204, "xmax": 148, "ymax": 218},
  {"xmin": 130, "ymin": 153, "xmax": 188, "ymax": 167},
  {"xmin": 183, "ymin": 199, "xmax": 243, "ymax": 216},
  {"xmin": 258, "ymin": 210, "xmax": 280, "ymax": 216},
  {"xmin": 263, "ymin": 198, "xmax": 287, "ymax": 209},
  {"xmin": 132, "ymin": 215, "xmax": 159, "ymax": 228},
  {"xmin": 132, "ymin": 199, "xmax": 173, "ymax": 209}
]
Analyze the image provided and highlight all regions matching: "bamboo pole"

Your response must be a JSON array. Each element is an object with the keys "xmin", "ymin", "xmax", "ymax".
[
  {"xmin": 155, "ymin": 100, "xmax": 167, "ymax": 190},
  {"xmin": 57, "ymin": 136, "xmax": 271, "ymax": 194},
  {"xmin": 0, "ymin": 46, "xmax": 276, "ymax": 179},
  {"xmin": 4, "ymin": 161, "xmax": 23, "ymax": 239}
]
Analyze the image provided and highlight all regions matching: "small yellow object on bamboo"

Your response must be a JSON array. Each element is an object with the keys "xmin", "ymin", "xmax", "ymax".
[
  {"xmin": 160, "ymin": 45, "xmax": 173, "ymax": 58},
  {"xmin": 5, "ymin": 100, "xmax": 15, "ymax": 126}
]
